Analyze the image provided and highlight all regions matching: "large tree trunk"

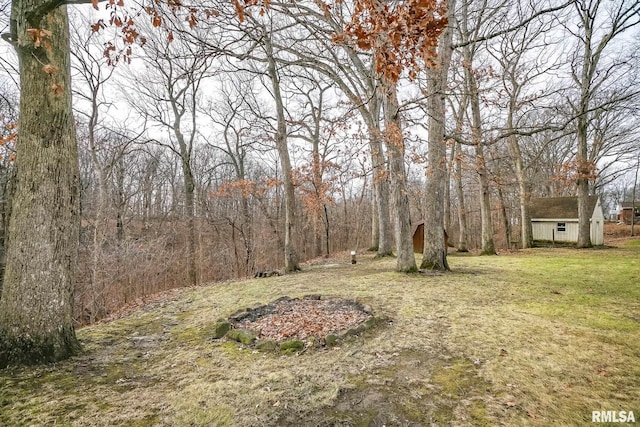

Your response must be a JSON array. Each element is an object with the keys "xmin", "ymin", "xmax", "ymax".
[
  {"xmin": 364, "ymin": 95, "xmax": 393, "ymax": 257},
  {"xmin": 454, "ymin": 142, "xmax": 469, "ymax": 252},
  {"xmin": 0, "ymin": 3, "xmax": 81, "ymax": 367},
  {"xmin": 87, "ymin": 106, "xmax": 110, "ymax": 322},
  {"xmin": 497, "ymin": 184, "xmax": 511, "ymax": 250},
  {"xmin": 421, "ymin": 0, "xmax": 455, "ymax": 271},
  {"xmin": 465, "ymin": 56, "xmax": 496, "ymax": 255},
  {"xmin": 507, "ymin": 133, "xmax": 532, "ymax": 248},
  {"xmin": 265, "ymin": 34, "xmax": 299, "ymax": 272},
  {"xmin": 476, "ymin": 140, "xmax": 496, "ymax": 255},
  {"xmin": 174, "ymin": 120, "xmax": 197, "ymax": 285},
  {"xmin": 370, "ymin": 188, "xmax": 379, "ymax": 251},
  {"xmin": 182, "ymin": 159, "xmax": 197, "ymax": 285},
  {"xmin": 576, "ymin": 99, "xmax": 592, "ymax": 248},
  {"xmin": 383, "ymin": 81, "xmax": 416, "ymax": 273},
  {"xmin": 370, "ymin": 131, "xmax": 394, "ymax": 257}
]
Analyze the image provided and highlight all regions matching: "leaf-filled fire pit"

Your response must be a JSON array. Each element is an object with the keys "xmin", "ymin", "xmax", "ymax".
[{"xmin": 214, "ymin": 295, "xmax": 378, "ymax": 353}]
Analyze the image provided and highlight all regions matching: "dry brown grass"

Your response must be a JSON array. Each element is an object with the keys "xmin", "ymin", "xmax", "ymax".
[{"xmin": 1, "ymin": 242, "xmax": 639, "ymax": 426}]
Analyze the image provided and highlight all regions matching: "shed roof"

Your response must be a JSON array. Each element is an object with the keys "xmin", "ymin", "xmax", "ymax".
[
  {"xmin": 620, "ymin": 201, "xmax": 640, "ymax": 209},
  {"xmin": 529, "ymin": 196, "xmax": 599, "ymax": 219},
  {"xmin": 411, "ymin": 220, "xmax": 425, "ymax": 236}
]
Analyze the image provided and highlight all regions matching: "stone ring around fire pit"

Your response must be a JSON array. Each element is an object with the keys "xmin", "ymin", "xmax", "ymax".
[{"xmin": 212, "ymin": 295, "xmax": 381, "ymax": 353}]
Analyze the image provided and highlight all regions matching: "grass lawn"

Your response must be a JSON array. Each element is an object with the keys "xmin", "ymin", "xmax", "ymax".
[{"xmin": 1, "ymin": 242, "xmax": 639, "ymax": 426}]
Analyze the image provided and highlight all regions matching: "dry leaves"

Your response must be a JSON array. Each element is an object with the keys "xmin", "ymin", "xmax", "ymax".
[{"xmin": 236, "ymin": 298, "xmax": 371, "ymax": 342}]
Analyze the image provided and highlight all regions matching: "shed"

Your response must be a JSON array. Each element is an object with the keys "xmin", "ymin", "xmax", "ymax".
[
  {"xmin": 618, "ymin": 201, "xmax": 640, "ymax": 224},
  {"xmin": 529, "ymin": 196, "xmax": 604, "ymax": 245},
  {"xmin": 412, "ymin": 221, "xmax": 449, "ymax": 253},
  {"xmin": 412, "ymin": 221, "xmax": 425, "ymax": 253}
]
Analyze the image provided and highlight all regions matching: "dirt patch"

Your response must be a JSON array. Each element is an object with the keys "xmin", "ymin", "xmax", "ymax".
[{"xmin": 230, "ymin": 296, "xmax": 374, "ymax": 343}]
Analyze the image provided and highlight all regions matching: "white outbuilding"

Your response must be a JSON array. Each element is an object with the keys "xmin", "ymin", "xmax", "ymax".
[{"xmin": 529, "ymin": 196, "xmax": 604, "ymax": 245}]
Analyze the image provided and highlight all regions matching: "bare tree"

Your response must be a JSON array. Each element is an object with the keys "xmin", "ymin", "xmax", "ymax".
[
  {"xmin": 568, "ymin": 0, "xmax": 640, "ymax": 247},
  {"xmin": 124, "ymin": 20, "xmax": 214, "ymax": 284}
]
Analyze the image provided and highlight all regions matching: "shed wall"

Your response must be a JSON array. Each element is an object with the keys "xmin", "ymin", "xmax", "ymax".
[
  {"xmin": 532, "ymin": 220, "xmax": 579, "ymax": 242},
  {"xmin": 590, "ymin": 219, "xmax": 604, "ymax": 245},
  {"xmin": 590, "ymin": 200, "xmax": 604, "ymax": 245},
  {"xmin": 413, "ymin": 223, "xmax": 424, "ymax": 253}
]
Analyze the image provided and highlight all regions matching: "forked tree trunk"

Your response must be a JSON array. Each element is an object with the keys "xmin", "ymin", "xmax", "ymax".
[
  {"xmin": 370, "ymin": 131, "xmax": 394, "ymax": 257},
  {"xmin": 383, "ymin": 81, "xmax": 417, "ymax": 273},
  {"xmin": 465, "ymin": 62, "xmax": 495, "ymax": 255},
  {"xmin": 264, "ymin": 34, "xmax": 299, "ymax": 272},
  {"xmin": 0, "ymin": 3, "xmax": 81, "ymax": 367},
  {"xmin": 421, "ymin": 0, "xmax": 455, "ymax": 271}
]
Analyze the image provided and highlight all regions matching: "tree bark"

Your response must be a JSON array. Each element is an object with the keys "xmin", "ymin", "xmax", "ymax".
[
  {"xmin": 383, "ymin": 80, "xmax": 417, "ymax": 272},
  {"xmin": 507, "ymin": 132, "xmax": 532, "ymax": 248},
  {"xmin": 464, "ymin": 50, "xmax": 496, "ymax": 255},
  {"xmin": 497, "ymin": 184, "xmax": 511, "ymax": 250},
  {"xmin": 0, "ymin": 2, "xmax": 81, "ymax": 367},
  {"xmin": 264, "ymin": 34, "xmax": 299, "ymax": 272},
  {"xmin": 370, "ymin": 187, "xmax": 379, "ymax": 251},
  {"xmin": 454, "ymin": 142, "xmax": 469, "ymax": 252},
  {"xmin": 370, "ymin": 130, "xmax": 394, "ymax": 257},
  {"xmin": 421, "ymin": 0, "xmax": 455, "ymax": 271}
]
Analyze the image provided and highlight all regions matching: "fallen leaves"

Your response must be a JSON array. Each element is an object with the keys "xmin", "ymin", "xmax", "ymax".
[{"xmin": 236, "ymin": 298, "xmax": 371, "ymax": 342}]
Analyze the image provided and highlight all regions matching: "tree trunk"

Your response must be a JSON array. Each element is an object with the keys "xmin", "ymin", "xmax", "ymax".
[
  {"xmin": 0, "ymin": 166, "xmax": 14, "ymax": 299},
  {"xmin": 369, "ymin": 128, "xmax": 394, "ymax": 258},
  {"xmin": 444, "ymin": 138, "xmax": 454, "ymax": 233},
  {"xmin": 576, "ymin": 108, "xmax": 592, "ymax": 248},
  {"xmin": 476, "ymin": 140, "xmax": 496, "ymax": 255},
  {"xmin": 383, "ymin": 81, "xmax": 416, "ymax": 273},
  {"xmin": 465, "ymin": 58, "xmax": 495, "ymax": 255},
  {"xmin": 421, "ymin": 0, "xmax": 455, "ymax": 271},
  {"xmin": 115, "ymin": 158, "xmax": 125, "ymax": 242},
  {"xmin": 182, "ymin": 160, "xmax": 197, "ymax": 285},
  {"xmin": 370, "ymin": 188, "xmax": 379, "ymax": 251},
  {"xmin": 497, "ymin": 184, "xmax": 511, "ymax": 250},
  {"xmin": 507, "ymin": 133, "xmax": 532, "ymax": 249},
  {"xmin": 454, "ymin": 142, "xmax": 469, "ymax": 252},
  {"xmin": 0, "ymin": 2, "xmax": 81, "ymax": 367},
  {"xmin": 264, "ymin": 34, "xmax": 299, "ymax": 272},
  {"xmin": 312, "ymin": 129, "xmax": 324, "ymax": 257}
]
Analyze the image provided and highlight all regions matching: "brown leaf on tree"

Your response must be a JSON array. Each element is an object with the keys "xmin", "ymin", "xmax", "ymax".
[
  {"xmin": 26, "ymin": 28, "xmax": 53, "ymax": 48},
  {"xmin": 342, "ymin": 0, "xmax": 447, "ymax": 82},
  {"xmin": 91, "ymin": 20, "xmax": 106, "ymax": 33},
  {"xmin": 42, "ymin": 64, "xmax": 58, "ymax": 75},
  {"xmin": 233, "ymin": 0, "xmax": 246, "ymax": 22},
  {"xmin": 51, "ymin": 83, "xmax": 64, "ymax": 95}
]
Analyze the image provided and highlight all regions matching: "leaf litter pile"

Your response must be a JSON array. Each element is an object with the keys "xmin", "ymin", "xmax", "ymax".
[{"xmin": 232, "ymin": 296, "xmax": 372, "ymax": 342}]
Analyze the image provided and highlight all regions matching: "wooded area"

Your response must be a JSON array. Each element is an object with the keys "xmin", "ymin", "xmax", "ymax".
[{"xmin": 0, "ymin": 0, "xmax": 638, "ymax": 366}]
